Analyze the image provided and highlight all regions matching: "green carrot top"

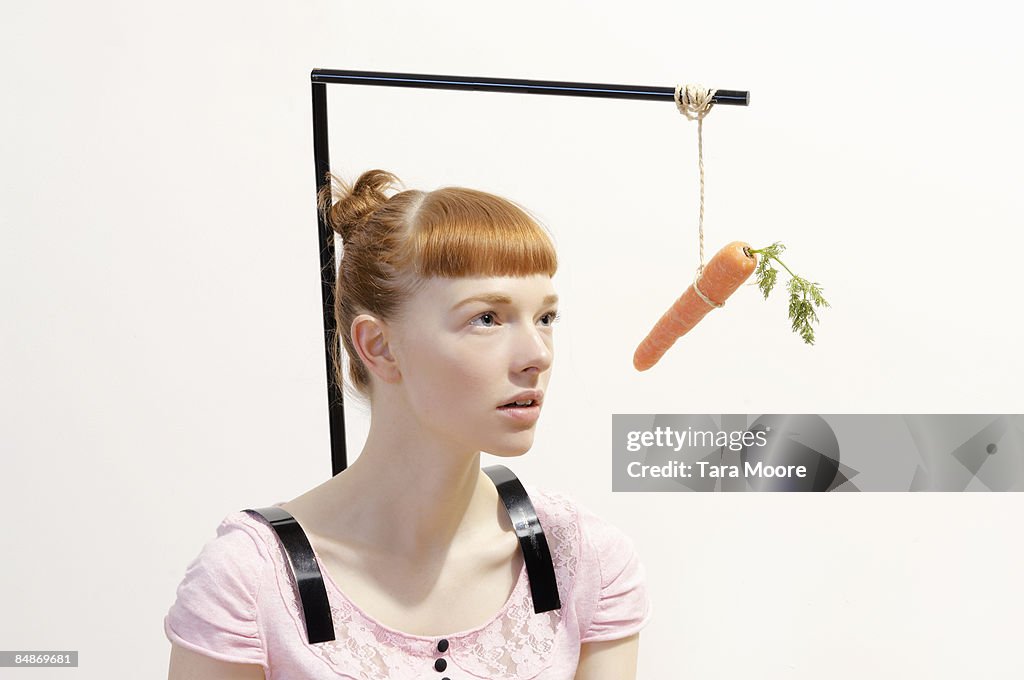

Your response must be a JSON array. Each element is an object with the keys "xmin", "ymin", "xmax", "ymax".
[{"xmin": 745, "ymin": 242, "xmax": 830, "ymax": 345}]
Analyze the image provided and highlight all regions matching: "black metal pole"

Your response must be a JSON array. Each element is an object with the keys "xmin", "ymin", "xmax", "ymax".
[
  {"xmin": 312, "ymin": 69, "xmax": 750, "ymax": 477},
  {"xmin": 311, "ymin": 69, "xmax": 749, "ymax": 105},
  {"xmin": 312, "ymin": 81, "xmax": 349, "ymax": 478}
]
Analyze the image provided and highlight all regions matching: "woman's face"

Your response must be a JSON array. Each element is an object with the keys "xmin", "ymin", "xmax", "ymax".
[{"xmin": 388, "ymin": 274, "xmax": 558, "ymax": 457}]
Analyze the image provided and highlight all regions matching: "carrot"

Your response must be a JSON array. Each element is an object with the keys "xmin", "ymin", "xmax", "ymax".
[
  {"xmin": 633, "ymin": 241, "xmax": 757, "ymax": 371},
  {"xmin": 633, "ymin": 240, "xmax": 830, "ymax": 370}
]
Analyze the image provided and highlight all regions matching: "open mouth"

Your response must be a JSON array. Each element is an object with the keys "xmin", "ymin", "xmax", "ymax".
[{"xmin": 498, "ymin": 399, "xmax": 537, "ymax": 409}]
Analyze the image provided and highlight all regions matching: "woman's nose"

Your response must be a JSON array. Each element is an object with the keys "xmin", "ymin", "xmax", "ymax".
[{"xmin": 514, "ymin": 324, "xmax": 553, "ymax": 372}]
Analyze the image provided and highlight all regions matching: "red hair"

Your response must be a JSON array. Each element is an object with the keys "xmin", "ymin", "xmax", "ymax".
[{"xmin": 317, "ymin": 169, "xmax": 558, "ymax": 400}]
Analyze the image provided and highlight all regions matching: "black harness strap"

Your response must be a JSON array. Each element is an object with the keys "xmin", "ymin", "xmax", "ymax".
[
  {"xmin": 482, "ymin": 464, "xmax": 562, "ymax": 614},
  {"xmin": 243, "ymin": 464, "xmax": 560, "ymax": 645},
  {"xmin": 241, "ymin": 505, "xmax": 336, "ymax": 644}
]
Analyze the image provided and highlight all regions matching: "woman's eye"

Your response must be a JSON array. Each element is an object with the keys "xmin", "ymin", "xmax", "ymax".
[
  {"xmin": 470, "ymin": 311, "xmax": 561, "ymax": 328},
  {"xmin": 470, "ymin": 312, "xmax": 498, "ymax": 327},
  {"xmin": 540, "ymin": 311, "xmax": 561, "ymax": 326}
]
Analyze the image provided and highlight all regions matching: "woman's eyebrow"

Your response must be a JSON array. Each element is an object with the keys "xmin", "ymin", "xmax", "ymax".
[{"xmin": 451, "ymin": 293, "xmax": 559, "ymax": 310}]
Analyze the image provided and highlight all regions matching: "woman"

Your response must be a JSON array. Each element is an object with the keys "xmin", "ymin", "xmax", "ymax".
[{"xmin": 164, "ymin": 169, "xmax": 652, "ymax": 679}]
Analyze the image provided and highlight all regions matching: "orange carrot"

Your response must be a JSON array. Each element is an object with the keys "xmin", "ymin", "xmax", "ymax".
[{"xmin": 633, "ymin": 241, "xmax": 757, "ymax": 371}]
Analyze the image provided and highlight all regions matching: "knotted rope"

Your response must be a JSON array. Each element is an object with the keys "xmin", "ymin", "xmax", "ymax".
[{"xmin": 674, "ymin": 83, "xmax": 721, "ymax": 308}]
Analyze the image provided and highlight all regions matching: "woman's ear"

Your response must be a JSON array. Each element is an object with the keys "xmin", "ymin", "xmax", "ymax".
[{"xmin": 351, "ymin": 314, "xmax": 401, "ymax": 384}]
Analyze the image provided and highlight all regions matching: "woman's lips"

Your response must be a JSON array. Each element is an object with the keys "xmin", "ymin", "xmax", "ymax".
[{"xmin": 496, "ymin": 402, "xmax": 541, "ymax": 423}]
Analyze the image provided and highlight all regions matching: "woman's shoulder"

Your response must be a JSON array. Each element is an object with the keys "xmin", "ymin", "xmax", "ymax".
[
  {"xmin": 519, "ymin": 482, "xmax": 633, "ymax": 574},
  {"xmin": 519, "ymin": 482, "xmax": 653, "ymax": 642},
  {"xmin": 179, "ymin": 509, "xmax": 277, "ymax": 579},
  {"xmin": 168, "ymin": 509, "xmax": 282, "ymax": 600},
  {"xmin": 187, "ymin": 507, "xmax": 286, "ymax": 565},
  {"xmin": 522, "ymin": 482, "xmax": 582, "ymax": 522},
  {"xmin": 164, "ymin": 510, "xmax": 279, "ymax": 670},
  {"xmin": 520, "ymin": 482, "xmax": 621, "ymax": 541}
]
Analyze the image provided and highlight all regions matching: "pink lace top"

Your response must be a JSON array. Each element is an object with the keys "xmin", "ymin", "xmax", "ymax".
[{"xmin": 163, "ymin": 484, "xmax": 653, "ymax": 680}]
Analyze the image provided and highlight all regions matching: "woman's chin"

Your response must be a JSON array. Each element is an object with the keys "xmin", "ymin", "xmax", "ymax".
[{"xmin": 484, "ymin": 439, "xmax": 535, "ymax": 458}]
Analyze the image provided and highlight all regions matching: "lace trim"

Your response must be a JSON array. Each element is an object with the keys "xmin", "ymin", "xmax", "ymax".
[{"xmin": 239, "ymin": 486, "xmax": 582, "ymax": 680}]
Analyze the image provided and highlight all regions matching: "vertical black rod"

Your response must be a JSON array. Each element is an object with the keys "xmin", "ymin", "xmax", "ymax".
[{"xmin": 312, "ymin": 81, "xmax": 348, "ymax": 476}]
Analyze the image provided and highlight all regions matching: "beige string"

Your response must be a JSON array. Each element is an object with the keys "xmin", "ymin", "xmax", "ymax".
[
  {"xmin": 674, "ymin": 83, "xmax": 722, "ymax": 308},
  {"xmin": 691, "ymin": 268, "xmax": 723, "ymax": 308}
]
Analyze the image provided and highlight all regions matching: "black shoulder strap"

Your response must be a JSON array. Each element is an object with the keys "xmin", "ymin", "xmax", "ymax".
[
  {"xmin": 482, "ymin": 464, "xmax": 562, "ymax": 614},
  {"xmin": 241, "ymin": 505, "xmax": 337, "ymax": 644},
  {"xmin": 243, "ymin": 464, "xmax": 560, "ymax": 646}
]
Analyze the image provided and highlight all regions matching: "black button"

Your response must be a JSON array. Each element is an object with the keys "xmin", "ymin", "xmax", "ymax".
[
  {"xmin": 437, "ymin": 639, "xmax": 449, "ymax": 653},
  {"xmin": 434, "ymin": 658, "xmax": 447, "ymax": 672}
]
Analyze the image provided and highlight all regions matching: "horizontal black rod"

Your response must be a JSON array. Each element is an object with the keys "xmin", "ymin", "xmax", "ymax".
[{"xmin": 310, "ymin": 69, "xmax": 749, "ymax": 106}]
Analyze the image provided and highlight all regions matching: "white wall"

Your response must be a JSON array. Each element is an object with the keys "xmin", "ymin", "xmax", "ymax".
[{"xmin": 2, "ymin": 1, "xmax": 1022, "ymax": 677}]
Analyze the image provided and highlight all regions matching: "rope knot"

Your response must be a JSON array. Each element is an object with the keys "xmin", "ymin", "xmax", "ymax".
[{"xmin": 674, "ymin": 84, "xmax": 718, "ymax": 121}]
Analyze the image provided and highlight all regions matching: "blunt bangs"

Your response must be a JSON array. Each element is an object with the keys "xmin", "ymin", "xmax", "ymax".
[{"xmin": 403, "ymin": 187, "xmax": 558, "ymax": 279}]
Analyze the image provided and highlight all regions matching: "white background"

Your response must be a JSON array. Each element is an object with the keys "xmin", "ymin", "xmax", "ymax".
[{"xmin": 3, "ymin": 1, "xmax": 1023, "ymax": 678}]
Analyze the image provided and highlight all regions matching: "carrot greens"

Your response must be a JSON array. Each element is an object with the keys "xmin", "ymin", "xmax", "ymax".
[{"xmin": 745, "ymin": 242, "xmax": 830, "ymax": 345}]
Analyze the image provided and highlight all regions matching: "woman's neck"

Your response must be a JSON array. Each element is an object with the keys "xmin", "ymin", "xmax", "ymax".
[{"xmin": 305, "ymin": 415, "xmax": 509, "ymax": 564}]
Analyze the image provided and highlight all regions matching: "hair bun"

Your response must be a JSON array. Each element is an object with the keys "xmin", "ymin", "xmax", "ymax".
[{"xmin": 317, "ymin": 169, "xmax": 404, "ymax": 242}]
